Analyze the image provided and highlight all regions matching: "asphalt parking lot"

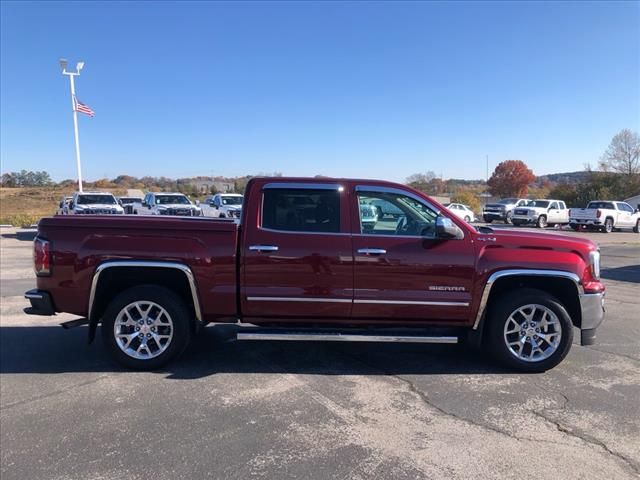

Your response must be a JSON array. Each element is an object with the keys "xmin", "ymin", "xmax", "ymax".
[{"xmin": 1, "ymin": 226, "xmax": 639, "ymax": 479}]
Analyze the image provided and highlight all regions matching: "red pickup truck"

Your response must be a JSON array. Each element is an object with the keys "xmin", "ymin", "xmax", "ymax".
[{"xmin": 25, "ymin": 177, "xmax": 605, "ymax": 372}]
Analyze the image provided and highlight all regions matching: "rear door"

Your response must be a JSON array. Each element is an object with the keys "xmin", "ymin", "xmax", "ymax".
[
  {"xmin": 241, "ymin": 182, "xmax": 353, "ymax": 321},
  {"xmin": 351, "ymin": 185, "xmax": 475, "ymax": 323},
  {"xmin": 616, "ymin": 202, "xmax": 633, "ymax": 227}
]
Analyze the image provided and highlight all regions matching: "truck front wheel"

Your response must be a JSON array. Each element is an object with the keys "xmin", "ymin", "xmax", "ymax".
[
  {"xmin": 102, "ymin": 285, "xmax": 191, "ymax": 370},
  {"xmin": 487, "ymin": 289, "xmax": 573, "ymax": 372},
  {"xmin": 634, "ymin": 220, "xmax": 640, "ymax": 234}
]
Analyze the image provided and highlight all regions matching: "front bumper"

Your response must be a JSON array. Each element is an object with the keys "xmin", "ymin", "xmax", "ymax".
[
  {"xmin": 24, "ymin": 289, "xmax": 55, "ymax": 316},
  {"xmin": 483, "ymin": 211, "xmax": 506, "ymax": 220},
  {"xmin": 512, "ymin": 216, "xmax": 537, "ymax": 224},
  {"xmin": 579, "ymin": 292, "xmax": 605, "ymax": 345}
]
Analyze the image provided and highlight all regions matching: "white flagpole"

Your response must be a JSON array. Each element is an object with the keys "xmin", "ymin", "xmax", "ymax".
[
  {"xmin": 69, "ymin": 75, "xmax": 83, "ymax": 192},
  {"xmin": 60, "ymin": 59, "xmax": 85, "ymax": 193}
]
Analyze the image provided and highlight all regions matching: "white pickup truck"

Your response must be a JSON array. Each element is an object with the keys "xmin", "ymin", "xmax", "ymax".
[
  {"xmin": 201, "ymin": 193, "xmax": 243, "ymax": 219},
  {"xmin": 512, "ymin": 199, "xmax": 569, "ymax": 228},
  {"xmin": 569, "ymin": 200, "xmax": 640, "ymax": 233}
]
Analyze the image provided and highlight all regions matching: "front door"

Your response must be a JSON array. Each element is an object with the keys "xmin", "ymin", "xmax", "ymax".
[
  {"xmin": 241, "ymin": 182, "xmax": 353, "ymax": 321},
  {"xmin": 351, "ymin": 185, "xmax": 475, "ymax": 323}
]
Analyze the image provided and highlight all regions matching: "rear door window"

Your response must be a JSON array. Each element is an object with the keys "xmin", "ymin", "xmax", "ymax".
[{"xmin": 262, "ymin": 188, "xmax": 341, "ymax": 233}]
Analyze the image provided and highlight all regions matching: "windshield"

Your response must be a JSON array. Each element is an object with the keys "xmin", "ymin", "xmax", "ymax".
[
  {"xmin": 119, "ymin": 198, "xmax": 140, "ymax": 204},
  {"xmin": 587, "ymin": 201, "xmax": 614, "ymax": 209},
  {"xmin": 77, "ymin": 195, "xmax": 116, "ymax": 205},
  {"xmin": 221, "ymin": 196, "xmax": 243, "ymax": 206},
  {"xmin": 156, "ymin": 195, "xmax": 191, "ymax": 205},
  {"xmin": 530, "ymin": 200, "xmax": 550, "ymax": 208},
  {"xmin": 497, "ymin": 198, "xmax": 518, "ymax": 205}
]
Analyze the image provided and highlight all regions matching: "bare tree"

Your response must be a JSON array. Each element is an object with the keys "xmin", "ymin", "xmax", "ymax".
[{"xmin": 599, "ymin": 129, "xmax": 640, "ymax": 176}]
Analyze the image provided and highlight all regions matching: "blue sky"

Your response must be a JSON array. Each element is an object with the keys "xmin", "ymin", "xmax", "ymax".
[{"xmin": 1, "ymin": 1, "xmax": 639, "ymax": 183}]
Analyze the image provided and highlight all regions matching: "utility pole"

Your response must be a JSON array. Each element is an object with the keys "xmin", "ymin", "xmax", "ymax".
[{"xmin": 59, "ymin": 58, "xmax": 85, "ymax": 192}]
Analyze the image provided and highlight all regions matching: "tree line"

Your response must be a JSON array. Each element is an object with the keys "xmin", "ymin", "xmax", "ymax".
[{"xmin": 1, "ymin": 170, "xmax": 53, "ymax": 187}]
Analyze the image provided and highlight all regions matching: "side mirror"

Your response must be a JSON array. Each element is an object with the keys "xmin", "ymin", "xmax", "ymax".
[{"xmin": 435, "ymin": 215, "xmax": 464, "ymax": 240}]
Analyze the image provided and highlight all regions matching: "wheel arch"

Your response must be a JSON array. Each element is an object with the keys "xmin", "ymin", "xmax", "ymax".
[
  {"xmin": 469, "ymin": 270, "xmax": 583, "ymax": 347},
  {"xmin": 87, "ymin": 261, "xmax": 202, "ymax": 343}
]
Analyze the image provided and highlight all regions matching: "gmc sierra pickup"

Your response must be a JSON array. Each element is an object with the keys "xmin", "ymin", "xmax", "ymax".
[{"xmin": 25, "ymin": 177, "xmax": 605, "ymax": 372}]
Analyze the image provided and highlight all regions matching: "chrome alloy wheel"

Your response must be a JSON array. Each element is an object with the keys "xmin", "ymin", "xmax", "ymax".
[
  {"xmin": 503, "ymin": 304, "xmax": 562, "ymax": 362},
  {"xmin": 113, "ymin": 301, "xmax": 174, "ymax": 360}
]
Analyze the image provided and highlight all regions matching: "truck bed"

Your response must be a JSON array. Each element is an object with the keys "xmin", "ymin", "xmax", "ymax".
[{"xmin": 35, "ymin": 216, "xmax": 239, "ymax": 320}]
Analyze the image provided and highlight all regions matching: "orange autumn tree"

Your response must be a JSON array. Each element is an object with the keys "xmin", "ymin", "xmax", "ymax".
[{"xmin": 487, "ymin": 160, "xmax": 535, "ymax": 197}]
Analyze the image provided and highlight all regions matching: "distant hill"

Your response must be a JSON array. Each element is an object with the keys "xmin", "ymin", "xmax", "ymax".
[{"xmin": 536, "ymin": 171, "xmax": 591, "ymax": 185}]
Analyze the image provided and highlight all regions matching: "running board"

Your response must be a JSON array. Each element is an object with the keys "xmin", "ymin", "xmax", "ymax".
[{"xmin": 236, "ymin": 331, "xmax": 458, "ymax": 344}]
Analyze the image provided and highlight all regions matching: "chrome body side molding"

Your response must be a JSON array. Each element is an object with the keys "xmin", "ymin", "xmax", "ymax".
[
  {"xmin": 237, "ymin": 332, "xmax": 458, "ymax": 344},
  {"xmin": 354, "ymin": 299, "xmax": 469, "ymax": 307},
  {"xmin": 472, "ymin": 269, "xmax": 582, "ymax": 330},
  {"xmin": 246, "ymin": 297, "xmax": 352, "ymax": 303},
  {"xmin": 88, "ymin": 260, "xmax": 202, "ymax": 322}
]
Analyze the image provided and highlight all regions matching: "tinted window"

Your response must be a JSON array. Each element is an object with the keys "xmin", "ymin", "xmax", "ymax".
[
  {"xmin": 357, "ymin": 190, "xmax": 438, "ymax": 236},
  {"xmin": 262, "ymin": 188, "xmax": 340, "ymax": 233},
  {"xmin": 531, "ymin": 200, "xmax": 550, "ymax": 208},
  {"xmin": 77, "ymin": 195, "xmax": 116, "ymax": 205},
  {"xmin": 587, "ymin": 202, "xmax": 614, "ymax": 209},
  {"xmin": 617, "ymin": 203, "xmax": 633, "ymax": 213}
]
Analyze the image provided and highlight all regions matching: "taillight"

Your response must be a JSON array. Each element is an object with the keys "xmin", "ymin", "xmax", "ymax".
[
  {"xmin": 34, "ymin": 237, "xmax": 50, "ymax": 276},
  {"xmin": 596, "ymin": 209, "xmax": 602, "ymax": 218}
]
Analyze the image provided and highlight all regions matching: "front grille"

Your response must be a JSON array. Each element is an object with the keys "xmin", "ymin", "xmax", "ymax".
[
  {"xmin": 84, "ymin": 209, "xmax": 117, "ymax": 214},
  {"xmin": 514, "ymin": 209, "xmax": 529, "ymax": 215},
  {"xmin": 167, "ymin": 208, "xmax": 192, "ymax": 216}
]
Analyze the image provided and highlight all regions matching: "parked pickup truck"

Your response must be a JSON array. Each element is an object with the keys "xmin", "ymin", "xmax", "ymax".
[
  {"xmin": 25, "ymin": 177, "xmax": 605, "ymax": 372},
  {"xmin": 483, "ymin": 198, "xmax": 531, "ymax": 224},
  {"xmin": 512, "ymin": 199, "xmax": 570, "ymax": 228},
  {"xmin": 569, "ymin": 201, "xmax": 640, "ymax": 233}
]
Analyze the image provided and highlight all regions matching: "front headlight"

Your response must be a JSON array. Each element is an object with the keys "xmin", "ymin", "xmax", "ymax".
[{"xmin": 589, "ymin": 250, "xmax": 600, "ymax": 280}]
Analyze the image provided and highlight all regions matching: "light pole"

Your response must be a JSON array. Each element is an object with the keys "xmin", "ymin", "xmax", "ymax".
[{"xmin": 59, "ymin": 58, "xmax": 85, "ymax": 192}]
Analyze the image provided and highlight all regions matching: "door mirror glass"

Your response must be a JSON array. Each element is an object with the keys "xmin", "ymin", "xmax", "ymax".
[{"xmin": 434, "ymin": 215, "xmax": 464, "ymax": 240}]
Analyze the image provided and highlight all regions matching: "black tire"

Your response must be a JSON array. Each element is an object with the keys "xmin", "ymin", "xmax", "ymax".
[
  {"xmin": 504, "ymin": 211, "xmax": 512, "ymax": 224},
  {"xmin": 512, "ymin": 220, "xmax": 522, "ymax": 227},
  {"xmin": 102, "ymin": 285, "xmax": 191, "ymax": 370},
  {"xmin": 484, "ymin": 217, "xmax": 493, "ymax": 224},
  {"xmin": 634, "ymin": 220, "xmax": 640, "ymax": 234},
  {"xmin": 464, "ymin": 215, "xmax": 471, "ymax": 223},
  {"xmin": 487, "ymin": 288, "xmax": 573, "ymax": 372},
  {"xmin": 603, "ymin": 218, "xmax": 613, "ymax": 233},
  {"xmin": 536, "ymin": 215, "xmax": 547, "ymax": 228},
  {"xmin": 570, "ymin": 224, "xmax": 580, "ymax": 231}
]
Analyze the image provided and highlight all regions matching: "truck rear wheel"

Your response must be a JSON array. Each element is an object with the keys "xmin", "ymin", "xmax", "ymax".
[
  {"xmin": 487, "ymin": 288, "xmax": 573, "ymax": 372},
  {"xmin": 102, "ymin": 285, "xmax": 191, "ymax": 370},
  {"xmin": 603, "ymin": 218, "xmax": 613, "ymax": 233},
  {"xmin": 504, "ymin": 211, "xmax": 512, "ymax": 224}
]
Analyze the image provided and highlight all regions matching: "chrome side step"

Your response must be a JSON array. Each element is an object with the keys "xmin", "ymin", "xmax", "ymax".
[{"xmin": 236, "ymin": 332, "xmax": 458, "ymax": 344}]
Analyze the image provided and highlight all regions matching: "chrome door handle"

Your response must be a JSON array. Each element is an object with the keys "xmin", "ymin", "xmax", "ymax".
[
  {"xmin": 249, "ymin": 245, "xmax": 279, "ymax": 252},
  {"xmin": 357, "ymin": 248, "xmax": 387, "ymax": 255}
]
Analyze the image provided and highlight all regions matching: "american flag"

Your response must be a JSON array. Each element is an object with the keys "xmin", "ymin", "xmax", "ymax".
[{"xmin": 74, "ymin": 97, "xmax": 95, "ymax": 117}]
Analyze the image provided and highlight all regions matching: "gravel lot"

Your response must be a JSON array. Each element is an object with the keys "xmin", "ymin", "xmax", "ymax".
[{"xmin": 1, "ymin": 227, "xmax": 639, "ymax": 479}]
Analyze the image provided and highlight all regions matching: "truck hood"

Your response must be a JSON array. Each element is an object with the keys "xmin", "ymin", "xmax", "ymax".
[
  {"xmin": 484, "ymin": 203, "xmax": 508, "ymax": 209},
  {"xmin": 476, "ymin": 228, "xmax": 597, "ymax": 252}
]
